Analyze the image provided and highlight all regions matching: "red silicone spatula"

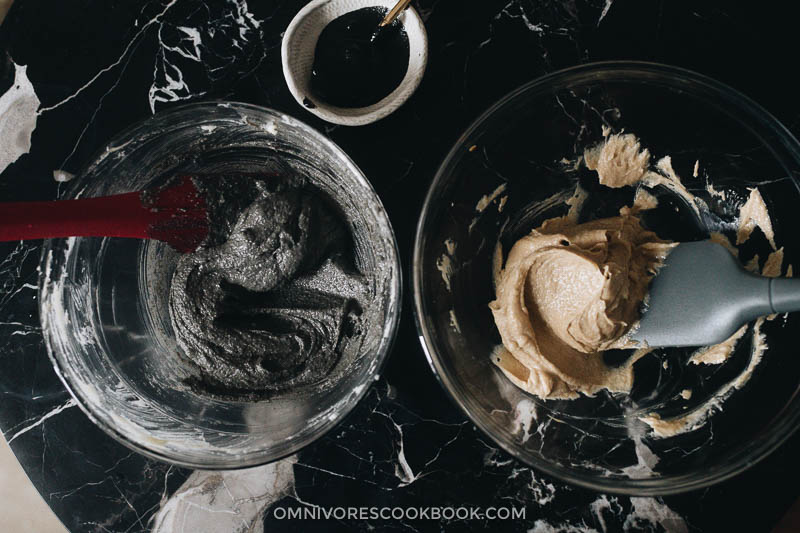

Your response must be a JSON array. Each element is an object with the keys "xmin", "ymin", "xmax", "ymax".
[{"xmin": 0, "ymin": 176, "xmax": 209, "ymax": 253}]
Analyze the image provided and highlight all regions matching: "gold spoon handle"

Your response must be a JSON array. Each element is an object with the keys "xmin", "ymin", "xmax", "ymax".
[{"xmin": 380, "ymin": 0, "xmax": 413, "ymax": 27}]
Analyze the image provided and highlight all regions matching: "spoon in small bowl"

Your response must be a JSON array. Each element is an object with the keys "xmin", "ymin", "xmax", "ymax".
[
  {"xmin": 631, "ymin": 240, "xmax": 800, "ymax": 347},
  {"xmin": 380, "ymin": 0, "xmax": 413, "ymax": 27}
]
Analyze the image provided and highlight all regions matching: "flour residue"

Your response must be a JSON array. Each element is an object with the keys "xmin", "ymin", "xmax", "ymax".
[{"xmin": 0, "ymin": 62, "xmax": 40, "ymax": 173}]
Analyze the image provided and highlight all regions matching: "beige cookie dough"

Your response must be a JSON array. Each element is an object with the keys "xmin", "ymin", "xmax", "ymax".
[
  {"xmin": 584, "ymin": 133, "xmax": 650, "ymax": 188},
  {"xmin": 490, "ymin": 130, "xmax": 783, "ymax": 426},
  {"xmin": 737, "ymin": 187, "xmax": 776, "ymax": 249},
  {"xmin": 689, "ymin": 325, "xmax": 747, "ymax": 365},
  {"xmin": 489, "ymin": 214, "xmax": 673, "ymax": 399}
]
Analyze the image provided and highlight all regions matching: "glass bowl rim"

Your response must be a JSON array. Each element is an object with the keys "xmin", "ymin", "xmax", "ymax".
[
  {"xmin": 39, "ymin": 100, "xmax": 403, "ymax": 470},
  {"xmin": 412, "ymin": 60, "xmax": 800, "ymax": 495}
]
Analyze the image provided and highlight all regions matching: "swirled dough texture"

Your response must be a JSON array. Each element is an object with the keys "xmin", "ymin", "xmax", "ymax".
[
  {"xmin": 490, "ymin": 214, "xmax": 673, "ymax": 399},
  {"xmin": 169, "ymin": 177, "xmax": 367, "ymax": 399}
]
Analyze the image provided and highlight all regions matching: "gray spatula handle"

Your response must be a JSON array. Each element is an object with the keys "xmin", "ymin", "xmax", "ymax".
[{"xmin": 769, "ymin": 277, "xmax": 800, "ymax": 314}]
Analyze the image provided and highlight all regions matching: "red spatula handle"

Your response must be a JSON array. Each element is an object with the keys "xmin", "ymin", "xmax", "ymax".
[
  {"xmin": 0, "ymin": 192, "xmax": 153, "ymax": 242},
  {"xmin": 0, "ymin": 176, "xmax": 209, "ymax": 252}
]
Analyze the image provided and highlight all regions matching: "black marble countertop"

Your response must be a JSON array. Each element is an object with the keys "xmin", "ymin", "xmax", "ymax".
[{"xmin": 1, "ymin": 1, "xmax": 799, "ymax": 532}]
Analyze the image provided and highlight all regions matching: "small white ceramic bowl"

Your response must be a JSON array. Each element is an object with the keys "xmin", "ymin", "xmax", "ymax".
[{"xmin": 282, "ymin": 0, "xmax": 428, "ymax": 126}]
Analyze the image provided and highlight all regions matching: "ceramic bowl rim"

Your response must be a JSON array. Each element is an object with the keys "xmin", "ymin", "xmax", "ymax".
[{"xmin": 281, "ymin": 0, "xmax": 428, "ymax": 126}]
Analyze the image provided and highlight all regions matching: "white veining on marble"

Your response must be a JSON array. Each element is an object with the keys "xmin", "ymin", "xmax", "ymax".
[
  {"xmin": 4, "ymin": 399, "xmax": 77, "ymax": 444},
  {"xmin": 148, "ymin": 0, "xmax": 263, "ymax": 112},
  {"xmin": 0, "ymin": 242, "xmax": 38, "ymax": 313},
  {"xmin": 38, "ymin": 0, "xmax": 182, "ymax": 114},
  {"xmin": 621, "ymin": 416, "xmax": 659, "ymax": 479},
  {"xmin": 497, "ymin": 1, "xmax": 545, "ymax": 34},
  {"xmin": 174, "ymin": 27, "xmax": 203, "ymax": 60},
  {"xmin": 392, "ymin": 418, "xmax": 419, "ymax": 486},
  {"xmin": 0, "ymin": 62, "xmax": 40, "ymax": 174},
  {"xmin": 530, "ymin": 519, "xmax": 599, "ymax": 533},
  {"xmin": 375, "ymin": 400, "xmax": 468, "ymax": 489},
  {"xmin": 150, "ymin": 456, "xmax": 295, "ymax": 533},
  {"xmin": 589, "ymin": 494, "xmax": 621, "ymax": 533},
  {"xmin": 598, "ymin": 0, "xmax": 614, "ymax": 25},
  {"xmin": 24, "ymin": 0, "xmax": 267, "ymax": 172},
  {"xmin": 293, "ymin": 384, "xmax": 470, "ymax": 496},
  {"xmin": 624, "ymin": 497, "xmax": 689, "ymax": 533},
  {"xmin": 149, "ymin": 22, "xmax": 206, "ymax": 113},
  {"xmin": 532, "ymin": 494, "xmax": 686, "ymax": 533},
  {"xmin": 525, "ymin": 469, "xmax": 557, "ymax": 505}
]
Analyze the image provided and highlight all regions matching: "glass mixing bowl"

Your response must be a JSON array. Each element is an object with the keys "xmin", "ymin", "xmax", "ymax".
[
  {"xmin": 413, "ymin": 61, "xmax": 800, "ymax": 495},
  {"xmin": 40, "ymin": 102, "xmax": 401, "ymax": 469}
]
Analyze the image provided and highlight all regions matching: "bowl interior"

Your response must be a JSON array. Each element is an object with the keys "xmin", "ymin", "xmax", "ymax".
[
  {"xmin": 414, "ymin": 62, "xmax": 800, "ymax": 494},
  {"xmin": 281, "ymin": 0, "xmax": 428, "ymax": 125},
  {"xmin": 40, "ymin": 103, "xmax": 401, "ymax": 468}
]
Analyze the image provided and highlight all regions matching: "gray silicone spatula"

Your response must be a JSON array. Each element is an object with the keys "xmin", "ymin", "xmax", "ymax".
[{"xmin": 631, "ymin": 240, "xmax": 800, "ymax": 348}]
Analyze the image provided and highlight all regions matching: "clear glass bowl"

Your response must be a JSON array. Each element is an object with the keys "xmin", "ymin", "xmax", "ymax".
[
  {"xmin": 40, "ymin": 102, "xmax": 401, "ymax": 469},
  {"xmin": 413, "ymin": 61, "xmax": 800, "ymax": 495}
]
